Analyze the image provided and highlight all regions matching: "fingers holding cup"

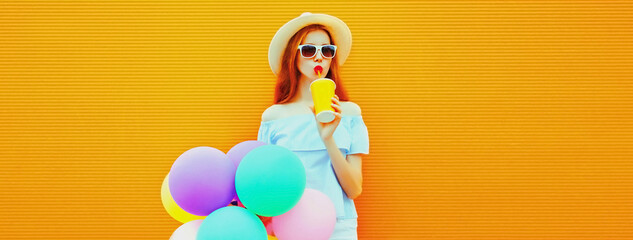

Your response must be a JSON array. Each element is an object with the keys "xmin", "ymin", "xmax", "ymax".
[
  {"xmin": 332, "ymin": 96, "xmax": 340, "ymax": 105},
  {"xmin": 331, "ymin": 101, "xmax": 341, "ymax": 114}
]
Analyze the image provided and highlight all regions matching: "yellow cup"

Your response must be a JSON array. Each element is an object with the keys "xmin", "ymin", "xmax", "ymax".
[{"xmin": 310, "ymin": 78, "xmax": 337, "ymax": 123}]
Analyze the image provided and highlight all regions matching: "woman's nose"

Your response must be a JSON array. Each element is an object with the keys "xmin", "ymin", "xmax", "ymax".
[{"xmin": 313, "ymin": 50, "xmax": 324, "ymax": 62}]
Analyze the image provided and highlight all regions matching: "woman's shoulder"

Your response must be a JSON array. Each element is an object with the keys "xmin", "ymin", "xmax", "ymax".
[
  {"xmin": 261, "ymin": 104, "xmax": 284, "ymax": 122},
  {"xmin": 261, "ymin": 103, "xmax": 307, "ymax": 122},
  {"xmin": 340, "ymin": 101, "xmax": 362, "ymax": 116}
]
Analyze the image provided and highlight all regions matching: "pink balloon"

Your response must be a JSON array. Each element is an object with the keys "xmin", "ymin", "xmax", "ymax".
[{"xmin": 271, "ymin": 189, "xmax": 336, "ymax": 240}]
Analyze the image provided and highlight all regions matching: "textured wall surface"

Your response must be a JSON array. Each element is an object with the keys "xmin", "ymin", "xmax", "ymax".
[{"xmin": 1, "ymin": 1, "xmax": 632, "ymax": 239}]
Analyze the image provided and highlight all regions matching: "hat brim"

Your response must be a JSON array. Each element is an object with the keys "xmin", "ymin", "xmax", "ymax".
[{"xmin": 268, "ymin": 13, "xmax": 352, "ymax": 76}]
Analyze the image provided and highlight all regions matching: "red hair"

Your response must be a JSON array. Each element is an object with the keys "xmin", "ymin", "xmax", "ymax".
[{"xmin": 274, "ymin": 24, "xmax": 349, "ymax": 104}]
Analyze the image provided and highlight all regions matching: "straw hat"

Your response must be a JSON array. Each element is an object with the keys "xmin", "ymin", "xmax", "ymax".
[{"xmin": 268, "ymin": 12, "xmax": 352, "ymax": 76}]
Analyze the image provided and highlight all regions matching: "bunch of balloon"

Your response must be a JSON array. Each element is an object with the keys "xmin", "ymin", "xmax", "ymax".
[{"xmin": 163, "ymin": 140, "xmax": 320, "ymax": 240}]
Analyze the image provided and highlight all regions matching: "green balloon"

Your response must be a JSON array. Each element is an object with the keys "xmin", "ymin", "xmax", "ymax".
[{"xmin": 235, "ymin": 145, "xmax": 306, "ymax": 217}]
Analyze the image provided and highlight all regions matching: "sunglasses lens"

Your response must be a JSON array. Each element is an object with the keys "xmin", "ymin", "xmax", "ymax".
[
  {"xmin": 322, "ymin": 46, "xmax": 336, "ymax": 58},
  {"xmin": 300, "ymin": 45, "xmax": 316, "ymax": 58}
]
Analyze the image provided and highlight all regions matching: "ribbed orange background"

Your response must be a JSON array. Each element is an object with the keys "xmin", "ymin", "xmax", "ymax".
[{"xmin": 2, "ymin": 1, "xmax": 632, "ymax": 239}]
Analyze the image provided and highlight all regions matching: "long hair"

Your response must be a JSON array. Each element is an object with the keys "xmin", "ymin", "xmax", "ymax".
[{"xmin": 274, "ymin": 24, "xmax": 349, "ymax": 104}]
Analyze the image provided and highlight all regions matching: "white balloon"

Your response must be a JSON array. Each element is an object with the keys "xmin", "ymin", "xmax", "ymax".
[{"xmin": 170, "ymin": 220, "xmax": 203, "ymax": 240}]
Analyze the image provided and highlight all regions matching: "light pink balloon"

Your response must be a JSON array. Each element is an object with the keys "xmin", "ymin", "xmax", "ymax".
[
  {"xmin": 271, "ymin": 189, "xmax": 336, "ymax": 240},
  {"xmin": 170, "ymin": 220, "xmax": 203, "ymax": 240}
]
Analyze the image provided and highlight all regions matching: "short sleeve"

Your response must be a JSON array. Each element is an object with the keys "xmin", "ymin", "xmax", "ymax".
[
  {"xmin": 257, "ymin": 122, "xmax": 274, "ymax": 144},
  {"xmin": 348, "ymin": 116, "xmax": 369, "ymax": 155}
]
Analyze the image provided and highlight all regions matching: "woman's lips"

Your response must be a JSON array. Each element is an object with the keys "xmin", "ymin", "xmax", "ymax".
[{"xmin": 313, "ymin": 65, "xmax": 323, "ymax": 76}]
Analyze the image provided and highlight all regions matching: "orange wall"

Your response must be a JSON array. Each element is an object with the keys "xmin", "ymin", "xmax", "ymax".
[{"xmin": 1, "ymin": 1, "xmax": 632, "ymax": 239}]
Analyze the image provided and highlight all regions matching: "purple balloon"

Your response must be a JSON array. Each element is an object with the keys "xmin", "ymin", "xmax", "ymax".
[
  {"xmin": 169, "ymin": 146, "xmax": 236, "ymax": 216},
  {"xmin": 227, "ymin": 140, "xmax": 267, "ymax": 168}
]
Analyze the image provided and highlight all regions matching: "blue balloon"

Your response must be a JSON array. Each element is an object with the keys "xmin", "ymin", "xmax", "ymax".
[
  {"xmin": 196, "ymin": 206, "xmax": 267, "ymax": 240},
  {"xmin": 235, "ymin": 145, "xmax": 306, "ymax": 217}
]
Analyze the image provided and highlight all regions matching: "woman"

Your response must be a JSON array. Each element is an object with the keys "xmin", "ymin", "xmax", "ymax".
[{"xmin": 258, "ymin": 13, "xmax": 369, "ymax": 240}]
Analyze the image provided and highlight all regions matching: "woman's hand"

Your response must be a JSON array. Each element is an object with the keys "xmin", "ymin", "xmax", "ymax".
[{"xmin": 310, "ymin": 95, "xmax": 342, "ymax": 141}]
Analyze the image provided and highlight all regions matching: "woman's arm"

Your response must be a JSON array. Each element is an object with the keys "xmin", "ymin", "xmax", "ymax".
[
  {"xmin": 311, "ymin": 97, "xmax": 365, "ymax": 199},
  {"xmin": 323, "ymin": 138, "xmax": 363, "ymax": 199}
]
